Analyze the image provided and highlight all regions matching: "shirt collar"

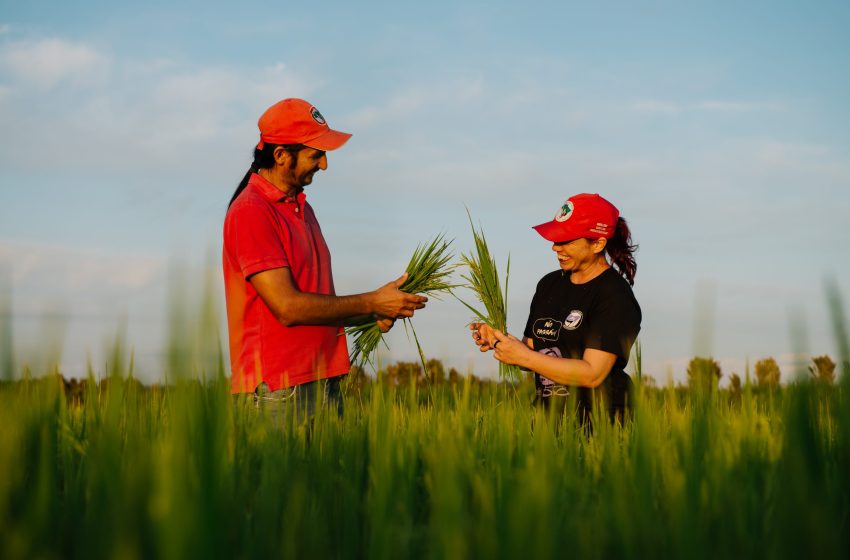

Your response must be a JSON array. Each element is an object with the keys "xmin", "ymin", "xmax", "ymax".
[{"xmin": 248, "ymin": 172, "xmax": 307, "ymax": 206}]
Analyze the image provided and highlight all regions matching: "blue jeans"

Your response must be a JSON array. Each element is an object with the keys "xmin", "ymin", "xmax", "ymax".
[{"xmin": 253, "ymin": 377, "xmax": 344, "ymax": 425}]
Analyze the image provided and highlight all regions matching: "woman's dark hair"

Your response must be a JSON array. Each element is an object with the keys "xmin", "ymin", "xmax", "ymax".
[
  {"xmin": 228, "ymin": 143, "xmax": 305, "ymax": 208},
  {"xmin": 604, "ymin": 217, "xmax": 638, "ymax": 286}
]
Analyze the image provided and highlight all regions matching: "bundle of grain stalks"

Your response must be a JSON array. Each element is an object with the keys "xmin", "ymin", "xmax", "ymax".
[
  {"xmin": 458, "ymin": 211, "xmax": 521, "ymax": 381},
  {"xmin": 346, "ymin": 234, "xmax": 455, "ymax": 377}
]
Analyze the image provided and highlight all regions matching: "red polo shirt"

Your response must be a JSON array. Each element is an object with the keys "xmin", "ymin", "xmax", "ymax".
[{"xmin": 223, "ymin": 173, "xmax": 350, "ymax": 393}]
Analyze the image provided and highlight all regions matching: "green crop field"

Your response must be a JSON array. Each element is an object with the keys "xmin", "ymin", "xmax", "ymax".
[{"xmin": 1, "ymin": 354, "xmax": 848, "ymax": 559}]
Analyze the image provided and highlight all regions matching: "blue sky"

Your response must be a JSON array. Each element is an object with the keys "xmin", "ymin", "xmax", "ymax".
[{"xmin": 1, "ymin": 0, "xmax": 849, "ymax": 384}]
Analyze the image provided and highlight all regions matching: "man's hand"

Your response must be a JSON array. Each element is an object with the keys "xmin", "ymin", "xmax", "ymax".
[
  {"xmin": 371, "ymin": 272, "xmax": 428, "ymax": 319},
  {"xmin": 377, "ymin": 317, "xmax": 396, "ymax": 333}
]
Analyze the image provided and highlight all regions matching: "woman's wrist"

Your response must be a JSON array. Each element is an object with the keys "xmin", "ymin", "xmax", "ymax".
[{"xmin": 517, "ymin": 345, "xmax": 538, "ymax": 371}]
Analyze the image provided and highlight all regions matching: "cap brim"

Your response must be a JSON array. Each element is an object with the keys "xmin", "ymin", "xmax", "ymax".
[
  {"xmin": 303, "ymin": 128, "xmax": 352, "ymax": 151},
  {"xmin": 532, "ymin": 220, "xmax": 582, "ymax": 243}
]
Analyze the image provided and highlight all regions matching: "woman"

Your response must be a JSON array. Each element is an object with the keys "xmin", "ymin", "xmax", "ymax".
[{"xmin": 471, "ymin": 193, "xmax": 641, "ymax": 424}]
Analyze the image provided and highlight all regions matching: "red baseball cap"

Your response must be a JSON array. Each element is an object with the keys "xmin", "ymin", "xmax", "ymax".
[
  {"xmin": 257, "ymin": 98, "xmax": 352, "ymax": 151},
  {"xmin": 532, "ymin": 193, "xmax": 620, "ymax": 242}
]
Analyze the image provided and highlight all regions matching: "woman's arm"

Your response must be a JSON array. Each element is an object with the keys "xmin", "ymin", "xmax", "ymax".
[{"xmin": 489, "ymin": 330, "xmax": 617, "ymax": 388}]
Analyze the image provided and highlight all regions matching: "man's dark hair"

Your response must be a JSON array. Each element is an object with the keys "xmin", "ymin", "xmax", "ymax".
[{"xmin": 228, "ymin": 144, "xmax": 305, "ymax": 208}]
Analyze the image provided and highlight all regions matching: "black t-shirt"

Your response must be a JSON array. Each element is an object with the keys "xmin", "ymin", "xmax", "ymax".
[{"xmin": 523, "ymin": 267, "xmax": 641, "ymax": 419}]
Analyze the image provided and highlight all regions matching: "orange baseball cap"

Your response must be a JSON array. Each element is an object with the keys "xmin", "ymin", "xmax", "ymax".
[
  {"xmin": 257, "ymin": 98, "xmax": 351, "ymax": 151},
  {"xmin": 533, "ymin": 193, "xmax": 620, "ymax": 242}
]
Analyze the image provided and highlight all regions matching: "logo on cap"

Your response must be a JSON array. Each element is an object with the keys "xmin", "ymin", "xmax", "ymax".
[
  {"xmin": 589, "ymin": 222, "xmax": 610, "ymax": 235},
  {"xmin": 310, "ymin": 107, "xmax": 326, "ymax": 125},
  {"xmin": 555, "ymin": 200, "xmax": 574, "ymax": 223}
]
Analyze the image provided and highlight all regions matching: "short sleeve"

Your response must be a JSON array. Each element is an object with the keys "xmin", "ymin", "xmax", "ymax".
[
  {"xmin": 583, "ymin": 292, "xmax": 641, "ymax": 360},
  {"xmin": 523, "ymin": 276, "xmax": 546, "ymax": 339},
  {"xmin": 224, "ymin": 201, "xmax": 289, "ymax": 279}
]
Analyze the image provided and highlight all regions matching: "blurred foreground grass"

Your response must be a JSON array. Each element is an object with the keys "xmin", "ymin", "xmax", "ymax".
[{"xmin": 1, "ymin": 363, "xmax": 848, "ymax": 559}]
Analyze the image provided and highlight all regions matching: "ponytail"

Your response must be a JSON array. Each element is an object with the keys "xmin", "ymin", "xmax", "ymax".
[
  {"xmin": 606, "ymin": 217, "xmax": 638, "ymax": 286},
  {"xmin": 228, "ymin": 143, "xmax": 307, "ymax": 208}
]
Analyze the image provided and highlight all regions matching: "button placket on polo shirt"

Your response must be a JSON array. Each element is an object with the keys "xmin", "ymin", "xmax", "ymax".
[{"xmin": 280, "ymin": 196, "xmax": 304, "ymax": 221}]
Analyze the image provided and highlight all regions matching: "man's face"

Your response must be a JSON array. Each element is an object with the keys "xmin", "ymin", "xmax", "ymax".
[{"xmin": 287, "ymin": 147, "xmax": 327, "ymax": 188}]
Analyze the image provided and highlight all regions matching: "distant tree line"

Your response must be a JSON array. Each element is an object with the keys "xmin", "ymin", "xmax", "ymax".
[
  {"xmin": 685, "ymin": 354, "xmax": 839, "ymax": 394},
  {"xmin": 346, "ymin": 359, "xmax": 479, "ymax": 391},
  {"xmin": 4, "ymin": 354, "xmax": 842, "ymax": 406}
]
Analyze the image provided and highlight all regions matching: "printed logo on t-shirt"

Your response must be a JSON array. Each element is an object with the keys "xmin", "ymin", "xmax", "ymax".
[
  {"xmin": 537, "ymin": 347, "xmax": 560, "ymax": 388},
  {"xmin": 537, "ymin": 347, "xmax": 569, "ymax": 397},
  {"xmin": 533, "ymin": 318, "xmax": 562, "ymax": 341},
  {"xmin": 555, "ymin": 200, "xmax": 574, "ymax": 222},
  {"xmin": 564, "ymin": 310, "xmax": 583, "ymax": 330},
  {"xmin": 310, "ymin": 107, "xmax": 327, "ymax": 125}
]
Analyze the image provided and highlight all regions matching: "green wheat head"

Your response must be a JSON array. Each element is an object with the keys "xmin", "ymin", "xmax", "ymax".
[
  {"xmin": 346, "ymin": 233, "xmax": 456, "ymax": 376},
  {"xmin": 457, "ymin": 209, "xmax": 521, "ymax": 381}
]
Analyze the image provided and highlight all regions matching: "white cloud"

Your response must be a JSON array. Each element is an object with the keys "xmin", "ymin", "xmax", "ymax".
[
  {"xmin": 0, "ymin": 36, "xmax": 314, "ymax": 174},
  {"xmin": 0, "ymin": 239, "xmax": 164, "ymax": 294},
  {"xmin": 149, "ymin": 62, "xmax": 307, "ymax": 115},
  {"xmin": 135, "ymin": 62, "xmax": 312, "ymax": 146},
  {"xmin": 0, "ymin": 24, "xmax": 9, "ymax": 35},
  {"xmin": 344, "ymin": 78, "xmax": 484, "ymax": 128},
  {"xmin": 710, "ymin": 139, "xmax": 850, "ymax": 190},
  {"xmin": 629, "ymin": 99, "xmax": 784, "ymax": 116},
  {"xmin": 131, "ymin": 56, "xmax": 178, "ymax": 74},
  {"xmin": 695, "ymin": 100, "xmax": 784, "ymax": 112},
  {"xmin": 0, "ymin": 38, "xmax": 110, "ymax": 91},
  {"xmin": 345, "ymin": 90, "xmax": 427, "ymax": 128},
  {"xmin": 748, "ymin": 140, "xmax": 829, "ymax": 166},
  {"xmin": 630, "ymin": 100, "xmax": 681, "ymax": 114},
  {"xmin": 0, "ymin": 238, "xmax": 226, "ymax": 382}
]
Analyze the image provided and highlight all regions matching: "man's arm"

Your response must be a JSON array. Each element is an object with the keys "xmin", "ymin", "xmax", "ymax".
[{"xmin": 249, "ymin": 267, "xmax": 426, "ymax": 327}]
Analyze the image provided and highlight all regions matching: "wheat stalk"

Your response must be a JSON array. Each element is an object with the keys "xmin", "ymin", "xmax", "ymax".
[
  {"xmin": 456, "ymin": 210, "xmax": 521, "ymax": 381},
  {"xmin": 346, "ymin": 234, "xmax": 456, "ymax": 377}
]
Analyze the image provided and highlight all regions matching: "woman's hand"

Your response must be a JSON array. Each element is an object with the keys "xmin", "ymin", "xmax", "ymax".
[
  {"xmin": 469, "ymin": 322, "xmax": 498, "ymax": 352},
  {"xmin": 491, "ymin": 330, "xmax": 532, "ymax": 367}
]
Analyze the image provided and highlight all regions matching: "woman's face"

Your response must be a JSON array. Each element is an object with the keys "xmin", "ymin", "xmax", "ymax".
[{"xmin": 551, "ymin": 238, "xmax": 602, "ymax": 271}]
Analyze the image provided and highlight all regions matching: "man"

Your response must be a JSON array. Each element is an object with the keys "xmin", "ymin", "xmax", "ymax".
[{"xmin": 223, "ymin": 98, "xmax": 426, "ymax": 420}]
